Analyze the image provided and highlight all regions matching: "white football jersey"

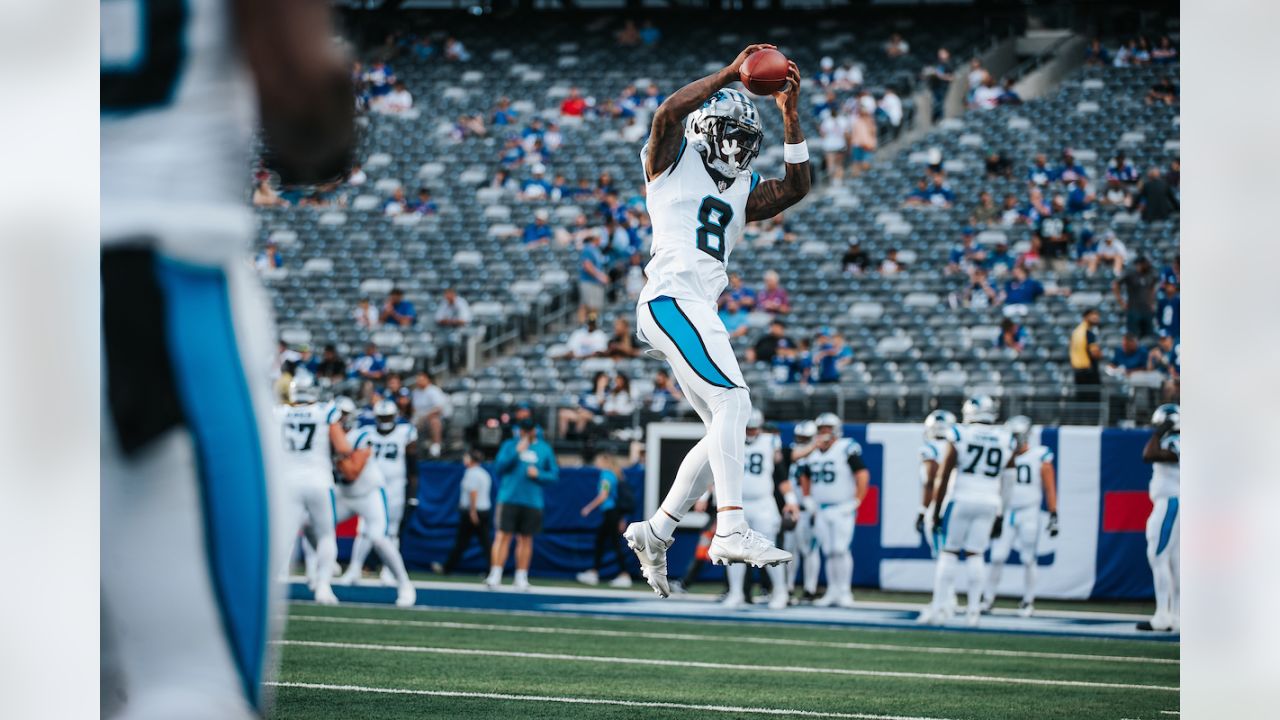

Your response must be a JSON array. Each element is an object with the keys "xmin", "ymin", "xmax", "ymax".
[
  {"xmin": 945, "ymin": 423, "xmax": 1018, "ymax": 508},
  {"xmin": 276, "ymin": 402, "xmax": 340, "ymax": 485},
  {"xmin": 1008, "ymin": 445, "xmax": 1054, "ymax": 509},
  {"xmin": 1150, "ymin": 432, "xmax": 1180, "ymax": 500},
  {"xmin": 101, "ymin": 0, "xmax": 256, "ymax": 246},
  {"xmin": 806, "ymin": 438, "xmax": 862, "ymax": 506},
  {"xmin": 743, "ymin": 432, "xmax": 781, "ymax": 502},
  {"xmin": 637, "ymin": 139, "xmax": 757, "ymax": 306},
  {"xmin": 341, "ymin": 427, "xmax": 387, "ymax": 498},
  {"xmin": 366, "ymin": 423, "xmax": 418, "ymax": 487},
  {"xmin": 918, "ymin": 438, "xmax": 949, "ymax": 486}
]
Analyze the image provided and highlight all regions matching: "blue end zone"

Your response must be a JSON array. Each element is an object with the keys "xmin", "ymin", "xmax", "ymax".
[{"xmin": 288, "ymin": 581, "xmax": 1179, "ymax": 643}]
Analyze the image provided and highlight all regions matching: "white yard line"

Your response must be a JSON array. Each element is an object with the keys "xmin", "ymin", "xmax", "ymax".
[
  {"xmin": 265, "ymin": 680, "xmax": 959, "ymax": 720},
  {"xmin": 274, "ymin": 639, "xmax": 1179, "ymax": 693},
  {"xmin": 287, "ymin": 612, "xmax": 1179, "ymax": 666}
]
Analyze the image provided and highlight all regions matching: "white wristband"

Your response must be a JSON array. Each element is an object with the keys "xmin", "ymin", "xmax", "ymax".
[
  {"xmin": 783, "ymin": 140, "xmax": 809, "ymax": 164},
  {"xmin": 783, "ymin": 491, "xmax": 799, "ymax": 506}
]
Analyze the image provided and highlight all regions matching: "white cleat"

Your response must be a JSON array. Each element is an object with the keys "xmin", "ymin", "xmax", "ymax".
[
  {"xmin": 623, "ymin": 521, "xmax": 674, "ymax": 598},
  {"xmin": 812, "ymin": 593, "xmax": 837, "ymax": 608},
  {"xmin": 1018, "ymin": 601, "xmax": 1035, "ymax": 618},
  {"xmin": 915, "ymin": 606, "xmax": 945, "ymax": 626},
  {"xmin": 1136, "ymin": 613, "xmax": 1175, "ymax": 632},
  {"xmin": 965, "ymin": 609, "xmax": 981, "ymax": 627},
  {"xmin": 721, "ymin": 594, "xmax": 745, "ymax": 610},
  {"xmin": 836, "ymin": 595, "xmax": 857, "ymax": 609},
  {"xmin": 512, "ymin": 577, "xmax": 531, "ymax": 593},
  {"xmin": 768, "ymin": 590, "xmax": 790, "ymax": 610},
  {"xmin": 395, "ymin": 583, "xmax": 417, "ymax": 608},
  {"xmin": 313, "ymin": 584, "xmax": 339, "ymax": 606},
  {"xmin": 575, "ymin": 569, "xmax": 600, "ymax": 586},
  {"xmin": 608, "ymin": 574, "xmax": 633, "ymax": 589},
  {"xmin": 708, "ymin": 528, "xmax": 793, "ymax": 568}
]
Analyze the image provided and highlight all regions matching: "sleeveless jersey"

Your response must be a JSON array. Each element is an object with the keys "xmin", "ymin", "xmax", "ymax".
[
  {"xmin": 944, "ymin": 423, "xmax": 1018, "ymax": 508},
  {"xmin": 806, "ymin": 438, "xmax": 862, "ymax": 506},
  {"xmin": 101, "ymin": 0, "xmax": 256, "ymax": 247},
  {"xmin": 1150, "ymin": 432, "xmax": 1180, "ymax": 500},
  {"xmin": 1008, "ymin": 445, "xmax": 1054, "ymax": 509},
  {"xmin": 367, "ymin": 422, "xmax": 418, "ymax": 488},
  {"xmin": 342, "ymin": 427, "xmax": 388, "ymax": 498},
  {"xmin": 637, "ymin": 140, "xmax": 757, "ymax": 306},
  {"xmin": 276, "ymin": 402, "xmax": 339, "ymax": 485},
  {"xmin": 742, "ymin": 432, "xmax": 781, "ymax": 502}
]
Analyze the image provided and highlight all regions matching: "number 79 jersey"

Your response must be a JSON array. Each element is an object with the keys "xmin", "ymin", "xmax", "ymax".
[
  {"xmin": 944, "ymin": 423, "xmax": 1018, "ymax": 508},
  {"xmin": 637, "ymin": 139, "xmax": 758, "ymax": 307},
  {"xmin": 275, "ymin": 402, "xmax": 340, "ymax": 485}
]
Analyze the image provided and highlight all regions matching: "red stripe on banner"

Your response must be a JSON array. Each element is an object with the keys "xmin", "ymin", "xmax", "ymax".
[
  {"xmin": 856, "ymin": 486, "xmax": 879, "ymax": 526},
  {"xmin": 1102, "ymin": 491, "xmax": 1152, "ymax": 532},
  {"xmin": 336, "ymin": 516, "xmax": 359, "ymax": 539}
]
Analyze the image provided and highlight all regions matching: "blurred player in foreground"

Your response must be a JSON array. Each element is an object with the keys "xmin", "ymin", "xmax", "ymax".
[
  {"xmin": 1139, "ymin": 403, "xmax": 1180, "ymax": 632},
  {"xmin": 982, "ymin": 415, "xmax": 1058, "ymax": 617},
  {"xmin": 624, "ymin": 44, "xmax": 811, "ymax": 596},
  {"xmin": 917, "ymin": 395, "xmax": 1016, "ymax": 626},
  {"xmin": 101, "ymin": 0, "xmax": 353, "ymax": 715},
  {"xmin": 790, "ymin": 413, "xmax": 869, "ymax": 607}
]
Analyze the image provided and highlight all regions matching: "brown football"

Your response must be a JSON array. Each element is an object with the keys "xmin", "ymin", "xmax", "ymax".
[{"xmin": 740, "ymin": 48, "xmax": 790, "ymax": 95}]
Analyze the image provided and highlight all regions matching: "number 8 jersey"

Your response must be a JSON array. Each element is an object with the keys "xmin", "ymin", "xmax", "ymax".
[
  {"xmin": 638, "ymin": 138, "xmax": 759, "ymax": 307},
  {"xmin": 945, "ymin": 423, "xmax": 1018, "ymax": 508}
]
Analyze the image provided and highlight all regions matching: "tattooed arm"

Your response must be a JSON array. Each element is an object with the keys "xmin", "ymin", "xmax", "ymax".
[
  {"xmin": 747, "ymin": 61, "xmax": 810, "ymax": 221},
  {"xmin": 645, "ymin": 44, "xmax": 776, "ymax": 181}
]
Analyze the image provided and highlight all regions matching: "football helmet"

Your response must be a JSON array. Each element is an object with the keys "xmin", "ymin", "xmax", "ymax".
[
  {"xmin": 374, "ymin": 399, "xmax": 398, "ymax": 432},
  {"xmin": 814, "ymin": 412, "xmax": 842, "ymax": 438},
  {"xmin": 923, "ymin": 410, "xmax": 956, "ymax": 441},
  {"xmin": 686, "ymin": 88, "xmax": 763, "ymax": 179},
  {"xmin": 335, "ymin": 396, "xmax": 358, "ymax": 429},
  {"xmin": 746, "ymin": 409, "xmax": 765, "ymax": 434},
  {"xmin": 961, "ymin": 394, "xmax": 998, "ymax": 424},
  {"xmin": 794, "ymin": 420, "xmax": 817, "ymax": 444},
  {"xmin": 1151, "ymin": 403, "xmax": 1180, "ymax": 433},
  {"xmin": 289, "ymin": 373, "xmax": 319, "ymax": 404},
  {"xmin": 1006, "ymin": 415, "xmax": 1033, "ymax": 446}
]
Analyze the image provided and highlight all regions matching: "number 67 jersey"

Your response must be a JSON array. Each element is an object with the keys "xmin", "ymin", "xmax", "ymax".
[
  {"xmin": 945, "ymin": 423, "xmax": 1018, "ymax": 509},
  {"xmin": 276, "ymin": 402, "xmax": 340, "ymax": 487},
  {"xmin": 637, "ymin": 136, "xmax": 760, "ymax": 307}
]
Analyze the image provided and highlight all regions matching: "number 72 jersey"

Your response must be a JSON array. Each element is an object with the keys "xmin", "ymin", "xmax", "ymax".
[{"xmin": 945, "ymin": 423, "xmax": 1018, "ymax": 508}]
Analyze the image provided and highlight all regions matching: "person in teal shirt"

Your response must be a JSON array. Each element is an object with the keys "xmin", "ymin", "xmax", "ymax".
[
  {"xmin": 485, "ymin": 418, "xmax": 559, "ymax": 590},
  {"xmin": 576, "ymin": 454, "xmax": 635, "ymax": 588}
]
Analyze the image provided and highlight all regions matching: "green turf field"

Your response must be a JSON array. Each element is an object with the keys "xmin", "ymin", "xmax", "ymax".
[{"xmin": 270, "ymin": 601, "xmax": 1179, "ymax": 719}]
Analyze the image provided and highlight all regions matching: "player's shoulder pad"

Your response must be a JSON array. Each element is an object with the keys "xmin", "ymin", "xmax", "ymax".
[
  {"xmin": 843, "ymin": 438, "xmax": 862, "ymax": 456},
  {"xmin": 351, "ymin": 429, "xmax": 371, "ymax": 447},
  {"xmin": 920, "ymin": 443, "xmax": 939, "ymax": 461},
  {"xmin": 324, "ymin": 403, "xmax": 339, "ymax": 425},
  {"xmin": 1037, "ymin": 445, "xmax": 1055, "ymax": 464},
  {"xmin": 947, "ymin": 425, "xmax": 962, "ymax": 443}
]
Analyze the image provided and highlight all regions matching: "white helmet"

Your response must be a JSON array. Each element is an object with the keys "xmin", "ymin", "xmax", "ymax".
[
  {"xmin": 335, "ymin": 396, "xmax": 357, "ymax": 428},
  {"xmin": 685, "ymin": 88, "xmax": 763, "ymax": 179},
  {"xmin": 794, "ymin": 420, "xmax": 817, "ymax": 443},
  {"xmin": 814, "ymin": 412, "xmax": 842, "ymax": 437},
  {"xmin": 1152, "ymin": 403, "xmax": 1180, "ymax": 432},
  {"xmin": 746, "ymin": 409, "xmax": 765, "ymax": 431},
  {"xmin": 289, "ymin": 373, "xmax": 319, "ymax": 404},
  {"xmin": 374, "ymin": 399, "xmax": 398, "ymax": 432},
  {"xmin": 923, "ymin": 410, "xmax": 956, "ymax": 441},
  {"xmin": 962, "ymin": 394, "xmax": 998, "ymax": 424},
  {"xmin": 1006, "ymin": 415, "xmax": 1032, "ymax": 446}
]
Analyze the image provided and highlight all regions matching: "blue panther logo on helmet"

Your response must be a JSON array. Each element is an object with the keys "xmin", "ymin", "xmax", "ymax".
[{"xmin": 685, "ymin": 88, "xmax": 763, "ymax": 181}]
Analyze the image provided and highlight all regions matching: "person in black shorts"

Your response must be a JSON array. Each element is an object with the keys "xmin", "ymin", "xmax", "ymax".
[{"xmin": 485, "ymin": 418, "xmax": 559, "ymax": 590}]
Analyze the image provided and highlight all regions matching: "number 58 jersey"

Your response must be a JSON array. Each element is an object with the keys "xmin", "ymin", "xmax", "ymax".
[
  {"xmin": 637, "ymin": 136, "xmax": 758, "ymax": 307},
  {"xmin": 276, "ymin": 402, "xmax": 340, "ymax": 486},
  {"xmin": 945, "ymin": 423, "xmax": 1018, "ymax": 508}
]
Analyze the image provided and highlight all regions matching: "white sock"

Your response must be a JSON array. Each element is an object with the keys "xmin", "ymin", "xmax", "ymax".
[
  {"xmin": 301, "ymin": 535, "xmax": 317, "ymax": 580},
  {"xmin": 705, "ymin": 390, "xmax": 750, "ymax": 519},
  {"xmin": 346, "ymin": 533, "xmax": 372, "ymax": 578},
  {"xmin": 371, "ymin": 536, "xmax": 411, "ymax": 586},
  {"xmin": 487, "ymin": 565, "xmax": 503, "ymax": 583},
  {"xmin": 727, "ymin": 563, "xmax": 746, "ymax": 600},
  {"xmin": 515, "ymin": 569, "xmax": 529, "ymax": 584},
  {"xmin": 718, "ymin": 509, "xmax": 747, "ymax": 534},
  {"xmin": 1022, "ymin": 562, "xmax": 1037, "ymax": 605},
  {"xmin": 653, "ymin": 438, "xmax": 713, "ymax": 540},
  {"xmin": 802, "ymin": 542, "xmax": 821, "ymax": 595},
  {"xmin": 965, "ymin": 553, "xmax": 985, "ymax": 612},
  {"xmin": 766, "ymin": 563, "xmax": 787, "ymax": 595},
  {"xmin": 984, "ymin": 560, "xmax": 1005, "ymax": 606},
  {"xmin": 1149, "ymin": 553, "xmax": 1172, "ymax": 618},
  {"xmin": 313, "ymin": 534, "xmax": 338, "ymax": 590},
  {"xmin": 932, "ymin": 552, "xmax": 958, "ymax": 608}
]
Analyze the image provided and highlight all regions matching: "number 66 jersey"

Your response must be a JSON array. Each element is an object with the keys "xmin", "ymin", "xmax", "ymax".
[
  {"xmin": 945, "ymin": 423, "xmax": 1018, "ymax": 509},
  {"xmin": 637, "ymin": 134, "xmax": 760, "ymax": 307}
]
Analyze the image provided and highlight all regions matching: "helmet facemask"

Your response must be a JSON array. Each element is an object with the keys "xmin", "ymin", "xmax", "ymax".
[{"xmin": 687, "ymin": 90, "xmax": 763, "ymax": 185}]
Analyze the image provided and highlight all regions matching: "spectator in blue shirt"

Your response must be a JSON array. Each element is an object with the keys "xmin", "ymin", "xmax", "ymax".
[
  {"xmin": 491, "ymin": 97, "xmax": 517, "ymax": 126},
  {"xmin": 646, "ymin": 369, "xmax": 684, "ymax": 417},
  {"xmin": 904, "ymin": 178, "xmax": 931, "ymax": 206},
  {"xmin": 519, "ymin": 165, "xmax": 553, "ymax": 201},
  {"xmin": 1064, "ymin": 179, "xmax": 1094, "ymax": 215},
  {"xmin": 1084, "ymin": 38, "xmax": 1110, "ymax": 66},
  {"xmin": 380, "ymin": 289, "xmax": 417, "ymax": 327},
  {"xmin": 995, "ymin": 317, "xmax": 1028, "ymax": 354},
  {"xmin": 1157, "ymin": 286, "xmax": 1180, "ymax": 338},
  {"xmin": 722, "ymin": 273, "xmax": 758, "ymax": 310},
  {"xmin": 578, "ymin": 233, "xmax": 610, "ymax": 322},
  {"xmin": 986, "ymin": 241, "xmax": 1016, "ymax": 275},
  {"xmin": 946, "ymin": 229, "xmax": 985, "ymax": 275},
  {"xmin": 1002, "ymin": 265, "xmax": 1046, "ymax": 307},
  {"xmin": 1056, "ymin": 149, "xmax": 1088, "ymax": 185},
  {"xmin": 639, "ymin": 20, "xmax": 662, "ymax": 46},
  {"xmin": 718, "ymin": 297, "xmax": 751, "ymax": 338},
  {"xmin": 487, "ymin": 418, "xmax": 559, "ymax": 590},
  {"xmin": 499, "ymin": 137, "xmax": 525, "ymax": 167},
  {"xmin": 811, "ymin": 328, "xmax": 851, "ymax": 383},
  {"xmin": 523, "ymin": 210, "xmax": 553, "ymax": 246},
  {"xmin": 410, "ymin": 187, "xmax": 438, "ymax": 215},
  {"xmin": 349, "ymin": 342, "xmax": 387, "ymax": 381},
  {"xmin": 925, "ymin": 174, "xmax": 956, "ymax": 207},
  {"xmin": 1159, "ymin": 254, "xmax": 1180, "ymax": 291},
  {"xmin": 1109, "ymin": 334, "xmax": 1148, "ymax": 374},
  {"xmin": 1106, "ymin": 151, "xmax": 1139, "ymax": 185},
  {"xmin": 1027, "ymin": 154, "xmax": 1055, "ymax": 187}
]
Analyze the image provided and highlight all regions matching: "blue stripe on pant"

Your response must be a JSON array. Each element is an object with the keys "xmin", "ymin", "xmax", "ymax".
[
  {"xmin": 939, "ymin": 502, "xmax": 954, "ymax": 548},
  {"xmin": 646, "ymin": 296, "xmax": 738, "ymax": 389},
  {"xmin": 380, "ymin": 488, "xmax": 391, "ymax": 536},
  {"xmin": 1155, "ymin": 497, "xmax": 1179, "ymax": 555},
  {"xmin": 155, "ymin": 257, "xmax": 270, "ymax": 710}
]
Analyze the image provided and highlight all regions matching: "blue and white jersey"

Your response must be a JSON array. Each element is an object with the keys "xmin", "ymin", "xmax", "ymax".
[
  {"xmin": 343, "ymin": 427, "xmax": 388, "ymax": 498},
  {"xmin": 637, "ymin": 128, "xmax": 758, "ymax": 307},
  {"xmin": 919, "ymin": 439, "xmax": 950, "ymax": 486},
  {"xmin": 945, "ymin": 423, "xmax": 1018, "ymax": 508},
  {"xmin": 102, "ymin": 0, "xmax": 256, "ymax": 248},
  {"xmin": 743, "ymin": 433, "xmax": 782, "ymax": 502},
  {"xmin": 1150, "ymin": 433, "xmax": 1180, "ymax": 500},
  {"xmin": 1008, "ymin": 445, "xmax": 1054, "ymax": 509},
  {"xmin": 366, "ymin": 422, "xmax": 418, "ymax": 488},
  {"xmin": 806, "ymin": 438, "xmax": 863, "ymax": 507},
  {"xmin": 276, "ymin": 402, "xmax": 340, "ymax": 484}
]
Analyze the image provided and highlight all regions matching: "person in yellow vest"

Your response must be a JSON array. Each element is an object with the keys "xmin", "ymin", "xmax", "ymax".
[{"xmin": 1069, "ymin": 308, "xmax": 1103, "ymax": 402}]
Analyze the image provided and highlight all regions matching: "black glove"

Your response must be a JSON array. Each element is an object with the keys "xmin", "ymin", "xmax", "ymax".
[
  {"xmin": 991, "ymin": 515, "xmax": 1003, "ymax": 539},
  {"xmin": 914, "ymin": 512, "xmax": 925, "ymax": 535},
  {"xmin": 1047, "ymin": 511, "xmax": 1059, "ymax": 538}
]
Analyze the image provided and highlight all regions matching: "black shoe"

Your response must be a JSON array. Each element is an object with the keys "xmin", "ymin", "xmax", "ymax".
[{"xmin": 1135, "ymin": 620, "xmax": 1172, "ymax": 632}]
